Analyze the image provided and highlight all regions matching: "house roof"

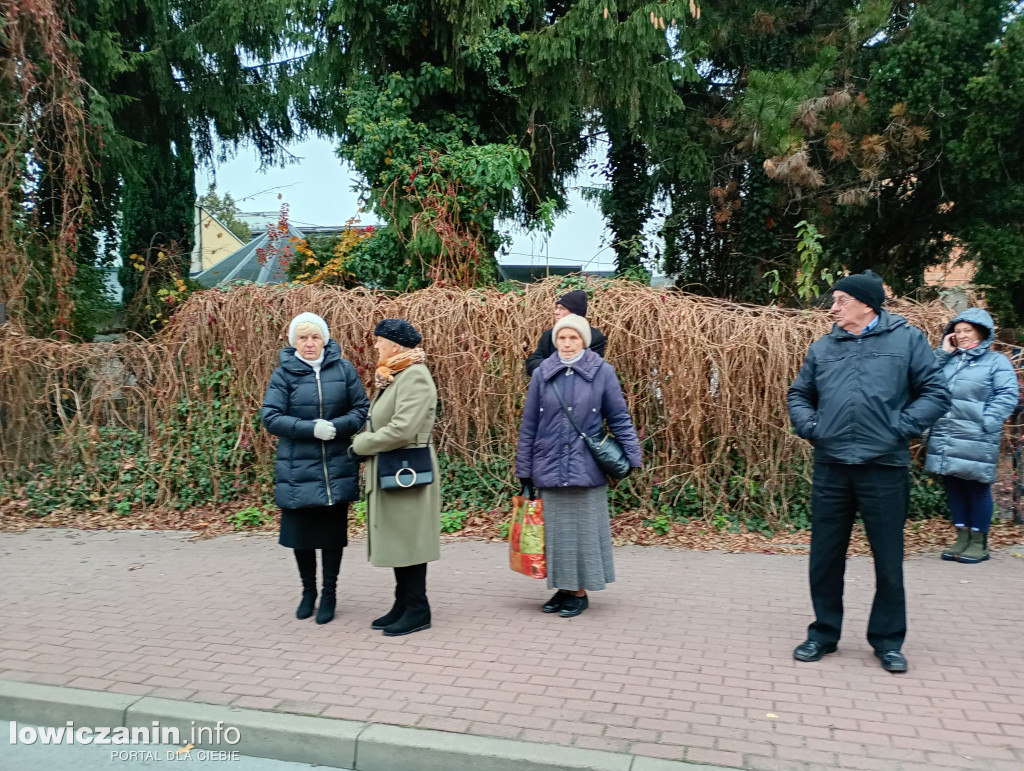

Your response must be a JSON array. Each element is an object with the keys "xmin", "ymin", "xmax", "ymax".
[
  {"xmin": 192, "ymin": 224, "xmax": 305, "ymax": 288},
  {"xmin": 196, "ymin": 205, "xmax": 248, "ymax": 245},
  {"xmin": 497, "ymin": 265, "xmax": 615, "ymax": 283}
]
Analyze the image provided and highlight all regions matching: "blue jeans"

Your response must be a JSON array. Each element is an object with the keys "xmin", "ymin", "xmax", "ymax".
[{"xmin": 944, "ymin": 475, "xmax": 994, "ymax": 533}]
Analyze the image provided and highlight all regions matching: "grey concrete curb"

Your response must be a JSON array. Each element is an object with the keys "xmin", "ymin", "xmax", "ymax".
[
  {"xmin": 0, "ymin": 680, "xmax": 137, "ymax": 729},
  {"xmin": 0, "ymin": 679, "xmax": 739, "ymax": 771},
  {"xmin": 126, "ymin": 697, "xmax": 362, "ymax": 769}
]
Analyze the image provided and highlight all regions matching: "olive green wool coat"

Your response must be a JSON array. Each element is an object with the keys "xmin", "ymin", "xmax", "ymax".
[{"xmin": 351, "ymin": 363, "xmax": 441, "ymax": 568}]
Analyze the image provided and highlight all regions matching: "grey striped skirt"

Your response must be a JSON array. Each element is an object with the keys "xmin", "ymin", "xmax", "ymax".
[{"xmin": 541, "ymin": 485, "xmax": 615, "ymax": 592}]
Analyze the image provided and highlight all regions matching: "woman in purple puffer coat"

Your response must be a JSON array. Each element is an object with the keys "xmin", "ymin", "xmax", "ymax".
[{"xmin": 516, "ymin": 313, "xmax": 642, "ymax": 618}]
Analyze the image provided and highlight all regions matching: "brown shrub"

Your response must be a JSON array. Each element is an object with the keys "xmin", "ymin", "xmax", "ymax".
[{"xmin": 0, "ymin": 278, "xmax": 956, "ymax": 524}]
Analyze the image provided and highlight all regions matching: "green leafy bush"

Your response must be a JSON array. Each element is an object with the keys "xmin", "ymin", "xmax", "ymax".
[
  {"xmin": 227, "ymin": 506, "xmax": 272, "ymax": 530},
  {"xmin": 440, "ymin": 454, "xmax": 512, "ymax": 512},
  {"xmin": 351, "ymin": 500, "xmax": 367, "ymax": 526},
  {"xmin": 440, "ymin": 510, "xmax": 468, "ymax": 533}
]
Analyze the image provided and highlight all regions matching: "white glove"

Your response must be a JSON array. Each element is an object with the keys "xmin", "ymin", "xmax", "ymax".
[{"xmin": 313, "ymin": 419, "xmax": 336, "ymax": 441}]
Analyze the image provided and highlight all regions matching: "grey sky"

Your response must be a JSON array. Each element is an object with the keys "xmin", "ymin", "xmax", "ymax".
[{"xmin": 199, "ymin": 136, "xmax": 620, "ymax": 272}]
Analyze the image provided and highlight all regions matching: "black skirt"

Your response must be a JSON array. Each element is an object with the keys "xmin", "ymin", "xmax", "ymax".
[{"xmin": 278, "ymin": 503, "xmax": 350, "ymax": 550}]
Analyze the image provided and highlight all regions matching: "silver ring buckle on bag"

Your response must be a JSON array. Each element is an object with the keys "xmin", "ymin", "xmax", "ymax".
[{"xmin": 394, "ymin": 467, "xmax": 418, "ymax": 488}]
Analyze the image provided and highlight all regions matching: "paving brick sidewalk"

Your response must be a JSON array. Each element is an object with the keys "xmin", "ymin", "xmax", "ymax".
[{"xmin": 1, "ymin": 529, "xmax": 1022, "ymax": 771}]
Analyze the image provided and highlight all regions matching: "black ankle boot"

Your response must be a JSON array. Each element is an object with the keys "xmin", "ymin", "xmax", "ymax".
[
  {"xmin": 382, "ymin": 563, "xmax": 430, "ymax": 636},
  {"xmin": 316, "ymin": 548, "xmax": 342, "ymax": 625},
  {"xmin": 381, "ymin": 607, "xmax": 431, "ymax": 636},
  {"xmin": 297, "ymin": 589, "xmax": 317, "ymax": 619},
  {"xmin": 294, "ymin": 549, "xmax": 317, "ymax": 620},
  {"xmin": 372, "ymin": 566, "xmax": 407, "ymax": 629},
  {"xmin": 316, "ymin": 590, "xmax": 336, "ymax": 624},
  {"xmin": 372, "ymin": 600, "xmax": 405, "ymax": 630}
]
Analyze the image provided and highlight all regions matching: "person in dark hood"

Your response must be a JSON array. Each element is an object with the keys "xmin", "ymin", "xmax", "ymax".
[
  {"xmin": 788, "ymin": 271, "xmax": 950, "ymax": 674},
  {"xmin": 261, "ymin": 312, "xmax": 369, "ymax": 625},
  {"xmin": 925, "ymin": 308, "xmax": 1019, "ymax": 564},
  {"xmin": 524, "ymin": 290, "xmax": 607, "ymax": 377}
]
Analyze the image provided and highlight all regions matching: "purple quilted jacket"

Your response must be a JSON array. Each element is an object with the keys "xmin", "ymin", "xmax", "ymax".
[{"xmin": 516, "ymin": 349, "xmax": 642, "ymax": 489}]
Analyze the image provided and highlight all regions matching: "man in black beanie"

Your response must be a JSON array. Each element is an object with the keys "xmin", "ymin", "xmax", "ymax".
[
  {"xmin": 524, "ymin": 289, "xmax": 607, "ymax": 376},
  {"xmin": 787, "ymin": 270, "xmax": 950, "ymax": 673},
  {"xmin": 831, "ymin": 269, "xmax": 887, "ymax": 315}
]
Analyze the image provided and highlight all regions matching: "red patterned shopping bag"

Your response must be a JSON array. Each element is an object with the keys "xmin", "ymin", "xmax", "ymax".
[{"xmin": 508, "ymin": 494, "xmax": 546, "ymax": 579}]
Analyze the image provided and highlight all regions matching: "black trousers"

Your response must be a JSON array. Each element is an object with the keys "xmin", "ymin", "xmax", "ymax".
[{"xmin": 807, "ymin": 462, "xmax": 909, "ymax": 652}]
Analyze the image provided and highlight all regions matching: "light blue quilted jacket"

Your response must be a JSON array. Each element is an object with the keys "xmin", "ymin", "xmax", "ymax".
[{"xmin": 924, "ymin": 308, "xmax": 1019, "ymax": 484}]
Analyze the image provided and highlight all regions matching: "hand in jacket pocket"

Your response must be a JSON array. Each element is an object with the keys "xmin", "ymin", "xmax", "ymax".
[{"xmin": 801, "ymin": 419, "xmax": 819, "ymax": 442}]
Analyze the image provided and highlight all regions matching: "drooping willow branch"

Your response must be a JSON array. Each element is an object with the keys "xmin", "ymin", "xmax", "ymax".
[{"xmin": 0, "ymin": 279, "xmax": 956, "ymax": 526}]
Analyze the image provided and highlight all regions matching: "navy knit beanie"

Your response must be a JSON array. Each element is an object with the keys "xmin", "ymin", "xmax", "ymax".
[
  {"xmin": 374, "ymin": 318, "xmax": 422, "ymax": 348},
  {"xmin": 832, "ymin": 270, "xmax": 885, "ymax": 314},
  {"xmin": 557, "ymin": 290, "xmax": 588, "ymax": 318}
]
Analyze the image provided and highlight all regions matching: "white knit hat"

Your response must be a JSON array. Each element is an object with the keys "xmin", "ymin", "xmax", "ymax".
[
  {"xmin": 552, "ymin": 313, "xmax": 592, "ymax": 348},
  {"xmin": 287, "ymin": 312, "xmax": 331, "ymax": 347}
]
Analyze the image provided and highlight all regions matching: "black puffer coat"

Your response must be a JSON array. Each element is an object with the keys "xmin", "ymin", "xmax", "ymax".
[{"xmin": 261, "ymin": 340, "xmax": 370, "ymax": 509}]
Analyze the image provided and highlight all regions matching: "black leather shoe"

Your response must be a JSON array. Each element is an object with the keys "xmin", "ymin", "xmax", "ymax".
[
  {"xmin": 793, "ymin": 640, "xmax": 837, "ymax": 662},
  {"xmin": 875, "ymin": 650, "xmax": 908, "ymax": 673},
  {"xmin": 559, "ymin": 594, "xmax": 589, "ymax": 618},
  {"xmin": 542, "ymin": 591, "xmax": 569, "ymax": 614}
]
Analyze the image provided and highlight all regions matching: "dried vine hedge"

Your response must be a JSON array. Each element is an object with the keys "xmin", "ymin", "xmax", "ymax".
[{"xmin": 0, "ymin": 278, "xmax": 957, "ymax": 526}]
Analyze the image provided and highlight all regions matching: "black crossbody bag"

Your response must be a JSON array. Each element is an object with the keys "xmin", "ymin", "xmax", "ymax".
[
  {"xmin": 549, "ymin": 380, "xmax": 630, "ymax": 480},
  {"xmin": 370, "ymin": 415, "xmax": 434, "ymax": 490},
  {"xmin": 378, "ymin": 446, "xmax": 433, "ymax": 489}
]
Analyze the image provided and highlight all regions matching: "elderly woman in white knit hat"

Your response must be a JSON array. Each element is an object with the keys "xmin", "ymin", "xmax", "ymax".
[
  {"xmin": 516, "ymin": 313, "xmax": 643, "ymax": 617},
  {"xmin": 261, "ymin": 312, "xmax": 369, "ymax": 624}
]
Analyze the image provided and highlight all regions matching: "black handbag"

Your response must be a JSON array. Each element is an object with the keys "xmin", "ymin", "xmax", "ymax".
[
  {"xmin": 549, "ymin": 380, "xmax": 631, "ymax": 480},
  {"xmin": 369, "ymin": 412, "xmax": 435, "ymax": 490},
  {"xmin": 377, "ymin": 446, "xmax": 434, "ymax": 490}
]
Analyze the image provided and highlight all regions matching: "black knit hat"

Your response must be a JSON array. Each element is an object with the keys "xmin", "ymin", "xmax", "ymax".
[
  {"xmin": 832, "ymin": 270, "xmax": 885, "ymax": 314},
  {"xmin": 374, "ymin": 318, "xmax": 422, "ymax": 348},
  {"xmin": 557, "ymin": 289, "xmax": 588, "ymax": 318}
]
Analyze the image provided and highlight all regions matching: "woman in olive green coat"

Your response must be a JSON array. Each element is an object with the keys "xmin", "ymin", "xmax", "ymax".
[{"xmin": 351, "ymin": 319, "xmax": 440, "ymax": 636}]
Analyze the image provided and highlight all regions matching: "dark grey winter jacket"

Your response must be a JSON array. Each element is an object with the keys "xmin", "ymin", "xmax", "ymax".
[
  {"xmin": 925, "ymin": 308, "xmax": 1019, "ymax": 484},
  {"xmin": 261, "ymin": 340, "xmax": 370, "ymax": 509},
  {"xmin": 787, "ymin": 310, "xmax": 950, "ymax": 466}
]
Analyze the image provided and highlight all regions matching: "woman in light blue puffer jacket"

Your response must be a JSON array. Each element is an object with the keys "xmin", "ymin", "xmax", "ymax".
[{"xmin": 925, "ymin": 308, "xmax": 1019, "ymax": 564}]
